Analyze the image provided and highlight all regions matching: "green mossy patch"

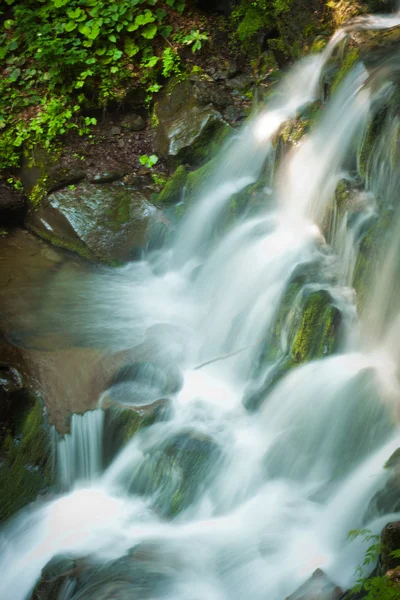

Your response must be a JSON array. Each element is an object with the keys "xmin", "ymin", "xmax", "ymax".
[
  {"xmin": 156, "ymin": 165, "xmax": 187, "ymax": 206},
  {"xmin": 353, "ymin": 209, "xmax": 392, "ymax": 313},
  {"xmin": 290, "ymin": 289, "xmax": 342, "ymax": 365},
  {"xmin": 331, "ymin": 46, "xmax": 360, "ymax": 95},
  {"xmin": 0, "ymin": 397, "xmax": 51, "ymax": 523}
]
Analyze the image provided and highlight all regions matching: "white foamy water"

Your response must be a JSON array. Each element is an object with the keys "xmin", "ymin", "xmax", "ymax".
[{"xmin": 1, "ymin": 9, "xmax": 400, "ymax": 600}]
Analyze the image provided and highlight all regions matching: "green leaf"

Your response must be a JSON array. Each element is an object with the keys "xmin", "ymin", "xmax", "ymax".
[
  {"xmin": 4, "ymin": 19, "xmax": 14, "ymax": 30},
  {"xmin": 53, "ymin": 0, "xmax": 70, "ymax": 7},
  {"xmin": 134, "ymin": 9, "xmax": 155, "ymax": 27},
  {"xmin": 108, "ymin": 34, "xmax": 117, "ymax": 43},
  {"xmin": 95, "ymin": 47, "xmax": 107, "ymax": 56},
  {"xmin": 124, "ymin": 38, "xmax": 139, "ymax": 57},
  {"xmin": 65, "ymin": 21, "xmax": 77, "ymax": 32},
  {"xmin": 141, "ymin": 23, "xmax": 157, "ymax": 39},
  {"xmin": 67, "ymin": 7, "xmax": 82, "ymax": 19}
]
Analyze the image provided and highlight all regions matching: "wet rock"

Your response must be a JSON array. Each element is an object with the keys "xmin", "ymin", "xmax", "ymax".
[
  {"xmin": 286, "ymin": 569, "xmax": 342, "ymax": 600},
  {"xmin": 120, "ymin": 113, "xmax": 146, "ymax": 131},
  {"xmin": 157, "ymin": 104, "xmax": 230, "ymax": 165},
  {"xmin": 156, "ymin": 165, "xmax": 187, "ymax": 205},
  {"xmin": 31, "ymin": 555, "xmax": 79, "ymax": 600},
  {"xmin": 26, "ymin": 182, "xmax": 157, "ymax": 264},
  {"xmin": 0, "ymin": 182, "xmax": 25, "ymax": 225},
  {"xmin": 65, "ymin": 553, "xmax": 171, "ymax": 600},
  {"xmin": 20, "ymin": 145, "xmax": 86, "ymax": 201},
  {"xmin": 289, "ymin": 289, "xmax": 343, "ymax": 366},
  {"xmin": 89, "ymin": 171, "xmax": 126, "ymax": 184},
  {"xmin": 225, "ymin": 74, "xmax": 254, "ymax": 91},
  {"xmin": 128, "ymin": 430, "xmax": 222, "ymax": 518},
  {"xmin": 0, "ymin": 390, "xmax": 51, "ymax": 523},
  {"xmin": 154, "ymin": 79, "xmax": 232, "ymax": 165},
  {"xmin": 223, "ymin": 104, "xmax": 246, "ymax": 123}
]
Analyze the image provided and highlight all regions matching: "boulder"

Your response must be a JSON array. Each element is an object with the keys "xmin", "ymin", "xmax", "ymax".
[
  {"xmin": 0, "ymin": 384, "xmax": 51, "ymax": 523},
  {"xmin": 120, "ymin": 113, "xmax": 146, "ymax": 131},
  {"xmin": 154, "ymin": 79, "xmax": 232, "ymax": 166},
  {"xmin": 156, "ymin": 165, "xmax": 187, "ymax": 205},
  {"xmin": 20, "ymin": 145, "xmax": 86, "ymax": 203},
  {"xmin": 286, "ymin": 569, "xmax": 342, "ymax": 600},
  {"xmin": 26, "ymin": 182, "xmax": 158, "ymax": 264}
]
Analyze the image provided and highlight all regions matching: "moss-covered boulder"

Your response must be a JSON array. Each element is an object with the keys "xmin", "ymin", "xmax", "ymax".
[
  {"xmin": 25, "ymin": 182, "xmax": 158, "ymax": 264},
  {"xmin": 156, "ymin": 165, "xmax": 187, "ymax": 205},
  {"xmin": 290, "ymin": 289, "xmax": 342, "ymax": 365},
  {"xmin": 353, "ymin": 208, "xmax": 392, "ymax": 313},
  {"xmin": 129, "ymin": 431, "xmax": 221, "ymax": 518},
  {"xmin": 0, "ymin": 375, "xmax": 51, "ymax": 523},
  {"xmin": 20, "ymin": 145, "xmax": 86, "ymax": 208}
]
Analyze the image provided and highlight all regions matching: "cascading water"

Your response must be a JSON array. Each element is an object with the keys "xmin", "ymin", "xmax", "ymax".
[{"xmin": 1, "ymin": 9, "xmax": 400, "ymax": 600}]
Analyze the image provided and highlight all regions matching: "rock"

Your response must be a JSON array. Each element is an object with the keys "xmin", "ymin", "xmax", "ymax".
[
  {"xmin": 130, "ymin": 430, "xmax": 221, "ymax": 517},
  {"xmin": 223, "ymin": 104, "xmax": 246, "ymax": 123},
  {"xmin": 20, "ymin": 146, "xmax": 86, "ymax": 202},
  {"xmin": 156, "ymin": 165, "xmax": 187, "ymax": 205},
  {"xmin": 120, "ymin": 113, "xmax": 146, "ymax": 131},
  {"xmin": 0, "ymin": 182, "xmax": 25, "ymax": 225},
  {"xmin": 225, "ymin": 74, "xmax": 254, "ymax": 91},
  {"xmin": 0, "ymin": 389, "xmax": 51, "ymax": 523},
  {"xmin": 289, "ymin": 289, "xmax": 343, "ymax": 366},
  {"xmin": 26, "ymin": 182, "xmax": 157, "ymax": 264},
  {"xmin": 380, "ymin": 521, "xmax": 400, "ymax": 574},
  {"xmin": 157, "ymin": 104, "xmax": 230, "ymax": 165},
  {"xmin": 89, "ymin": 171, "xmax": 126, "ymax": 184},
  {"xmin": 154, "ymin": 79, "xmax": 232, "ymax": 165},
  {"xmin": 110, "ymin": 126, "xmax": 122, "ymax": 136},
  {"xmin": 31, "ymin": 556, "xmax": 79, "ymax": 600},
  {"xmin": 286, "ymin": 569, "xmax": 342, "ymax": 600}
]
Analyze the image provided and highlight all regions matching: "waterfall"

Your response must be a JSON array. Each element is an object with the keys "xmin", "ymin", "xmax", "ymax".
[
  {"xmin": 2, "ymin": 9, "xmax": 400, "ymax": 600},
  {"xmin": 54, "ymin": 409, "xmax": 104, "ymax": 490}
]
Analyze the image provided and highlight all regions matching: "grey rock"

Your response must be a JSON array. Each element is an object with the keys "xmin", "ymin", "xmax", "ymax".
[
  {"xmin": 26, "ymin": 182, "xmax": 157, "ymax": 264},
  {"xmin": 120, "ymin": 114, "xmax": 146, "ymax": 131},
  {"xmin": 89, "ymin": 171, "xmax": 126, "ymax": 184}
]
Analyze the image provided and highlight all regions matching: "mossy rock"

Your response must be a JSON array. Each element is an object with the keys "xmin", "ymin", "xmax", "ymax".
[
  {"xmin": 25, "ymin": 182, "xmax": 157, "ymax": 264},
  {"xmin": 102, "ymin": 404, "xmax": 168, "ymax": 469},
  {"xmin": 20, "ymin": 145, "xmax": 86, "ymax": 208},
  {"xmin": 330, "ymin": 45, "xmax": 360, "ymax": 95},
  {"xmin": 290, "ymin": 289, "xmax": 342, "ymax": 365},
  {"xmin": 0, "ymin": 394, "xmax": 51, "ymax": 523},
  {"xmin": 156, "ymin": 165, "xmax": 187, "ymax": 205},
  {"xmin": 129, "ymin": 431, "xmax": 221, "ymax": 518},
  {"xmin": 353, "ymin": 208, "xmax": 392, "ymax": 313}
]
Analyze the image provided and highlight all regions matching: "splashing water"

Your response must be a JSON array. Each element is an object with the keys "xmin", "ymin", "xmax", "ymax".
[{"xmin": 2, "ymin": 10, "xmax": 400, "ymax": 600}]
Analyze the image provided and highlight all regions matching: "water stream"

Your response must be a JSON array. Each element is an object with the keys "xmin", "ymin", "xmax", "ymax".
[{"xmin": 1, "ymin": 9, "xmax": 400, "ymax": 600}]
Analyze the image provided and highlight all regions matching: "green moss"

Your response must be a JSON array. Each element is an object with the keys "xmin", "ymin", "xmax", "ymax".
[
  {"xmin": 331, "ymin": 46, "xmax": 360, "ymax": 94},
  {"xmin": 353, "ymin": 209, "xmax": 392, "ymax": 313},
  {"xmin": 291, "ymin": 290, "xmax": 342, "ymax": 365},
  {"xmin": 182, "ymin": 120, "xmax": 232, "ymax": 167},
  {"xmin": 185, "ymin": 156, "xmax": 220, "ymax": 199},
  {"xmin": 0, "ymin": 398, "xmax": 51, "ymax": 523},
  {"xmin": 29, "ymin": 176, "xmax": 48, "ymax": 209},
  {"xmin": 28, "ymin": 224, "xmax": 98, "ymax": 264},
  {"xmin": 156, "ymin": 165, "xmax": 187, "ymax": 205}
]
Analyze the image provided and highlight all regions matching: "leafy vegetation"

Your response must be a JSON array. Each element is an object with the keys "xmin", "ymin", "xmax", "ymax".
[
  {"xmin": 0, "ymin": 0, "xmax": 217, "ymax": 170},
  {"xmin": 347, "ymin": 529, "xmax": 400, "ymax": 600},
  {"xmin": 139, "ymin": 153, "xmax": 159, "ymax": 168}
]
